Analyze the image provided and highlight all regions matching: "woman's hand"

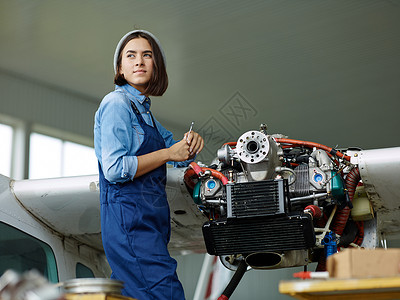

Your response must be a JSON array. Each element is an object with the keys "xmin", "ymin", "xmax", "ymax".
[
  {"xmin": 167, "ymin": 131, "xmax": 204, "ymax": 162},
  {"xmin": 167, "ymin": 139, "xmax": 191, "ymax": 162},
  {"xmin": 184, "ymin": 131, "xmax": 204, "ymax": 159},
  {"xmin": 135, "ymin": 131, "xmax": 204, "ymax": 178}
]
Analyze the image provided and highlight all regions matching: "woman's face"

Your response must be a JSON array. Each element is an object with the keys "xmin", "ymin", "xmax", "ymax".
[{"xmin": 119, "ymin": 37, "xmax": 154, "ymax": 93}]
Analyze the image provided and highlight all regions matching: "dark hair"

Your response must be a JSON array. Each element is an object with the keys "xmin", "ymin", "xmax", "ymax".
[{"xmin": 114, "ymin": 32, "xmax": 168, "ymax": 96}]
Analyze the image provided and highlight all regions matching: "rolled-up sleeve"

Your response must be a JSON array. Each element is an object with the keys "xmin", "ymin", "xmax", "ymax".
[{"xmin": 97, "ymin": 95, "xmax": 139, "ymax": 183}]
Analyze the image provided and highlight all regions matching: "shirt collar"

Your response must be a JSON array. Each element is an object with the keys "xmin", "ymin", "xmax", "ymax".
[{"xmin": 117, "ymin": 84, "xmax": 149, "ymax": 105}]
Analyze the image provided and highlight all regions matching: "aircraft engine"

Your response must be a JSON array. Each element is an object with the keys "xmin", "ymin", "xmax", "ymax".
[{"xmin": 184, "ymin": 124, "xmax": 386, "ymax": 271}]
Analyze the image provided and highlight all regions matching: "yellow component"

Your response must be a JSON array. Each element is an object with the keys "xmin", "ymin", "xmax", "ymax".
[
  {"xmin": 279, "ymin": 276, "xmax": 400, "ymax": 300},
  {"xmin": 65, "ymin": 294, "xmax": 136, "ymax": 300},
  {"xmin": 351, "ymin": 185, "xmax": 374, "ymax": 221}
]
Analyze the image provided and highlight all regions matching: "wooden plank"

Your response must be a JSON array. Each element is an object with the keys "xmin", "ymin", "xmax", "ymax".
[{"xmin": 279, "ymin": 277, "xmax": 400, "ymax": 299}]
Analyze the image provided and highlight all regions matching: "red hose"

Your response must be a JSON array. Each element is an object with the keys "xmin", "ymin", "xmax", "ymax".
[
  {"xmin": 183, "ymin": 168, "xmax": 197, "ymax": 189},
  {"xmin": 222, "ymin": 138, "xmax": 351, "ymax": 162},
  {"xmin": 353, "ymin": 221, "xmax": 364, "ymax": 246},
  {"xmin": 184, "ymin": 162, "xmax": 229, "ymax": 188},
  {"xmin": 316, "ymin": 167, "xmax": 361, "ymax": 271},
  {"xmin": 190, "ymin": 161, "xmax": 203, "ymax": 175},
  {"xmin": 305, "ymin": 205, "xmax": 322, "ymax": 219},
  {"xmin": 202, "ymin": 168, "xmax": 229, "ymax": 185},
  {"xmin": 330, "ymin": 207, "xmax": 350, "ymax": 237},
  {"xmin": 222, "ymin": 142, "xmax": 237, "ymax": 148},
  {"xmin": 330, "ymin": 167, "xmax": 361, "ymax": 236},
  {"xmin": 275, "ymin": 138, "xmax": 351, "ymax": 162}
]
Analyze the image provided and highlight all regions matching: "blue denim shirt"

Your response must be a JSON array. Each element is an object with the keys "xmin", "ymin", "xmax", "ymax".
[{"xmin": 94, "ymin": 84, "xmax": 192, "ymax": 183}]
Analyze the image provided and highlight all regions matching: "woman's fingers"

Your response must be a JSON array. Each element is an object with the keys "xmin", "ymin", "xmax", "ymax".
[
  {"xmin": 181, "ymin": 131, "xmax": 204, "ymax": 158},
  {"xmin": 187, "ymin": 132, "xmax": 204, "ymax": 156}
]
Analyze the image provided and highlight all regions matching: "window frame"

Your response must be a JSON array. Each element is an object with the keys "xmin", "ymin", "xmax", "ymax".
[
  {"xmin": 0, "ymin": 221, "xmax": 59, "ymax": 283},
  {"xmin": 0, "ymin": 123, "xmax": 13, "ymax": 177},
  {"xmin": 76, "ymin": 262, "xmax": 95, "ymax": 278}
]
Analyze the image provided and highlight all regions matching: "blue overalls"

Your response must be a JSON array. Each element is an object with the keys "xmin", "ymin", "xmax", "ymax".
[{"xmin": 98, "ymin": 100, "xmax": 185, "ymax": 300}]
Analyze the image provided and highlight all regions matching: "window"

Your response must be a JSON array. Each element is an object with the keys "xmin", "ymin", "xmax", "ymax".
[
  {"xmin": 0, "ymin": 123, "xmax": 13, "ymax": 177},
  {"xmin": 76, "ymin": 262, "xmax": 95, "ymax": 278},
  {"xmin": 29, "ymin": 133, "xmax": 97, "ymax": 179},
  {"xmin": 0, "ymin": 222, "xmax": 58, "ymax": 283},
  {"xmin": 63, "ymin": 141, "xmax": 98, "ymax": 177},
  {"xmin": 29, "ymin": 133, "xmax": 62, "ymax": 179}
]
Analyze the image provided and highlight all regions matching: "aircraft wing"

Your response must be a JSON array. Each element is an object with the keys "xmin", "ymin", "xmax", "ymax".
[{"xmin": 9, "ymin": 167, "xmax": 207, "ymax": 254}]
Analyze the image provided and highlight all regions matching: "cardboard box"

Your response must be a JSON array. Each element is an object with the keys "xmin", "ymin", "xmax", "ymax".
[
  {"xmin": 65, "ymin": 293, "xmax": 136, "ymax": 300},
  {"xmin": 327, "ymin": 248, "xmax": 400, "ymax": 279}
]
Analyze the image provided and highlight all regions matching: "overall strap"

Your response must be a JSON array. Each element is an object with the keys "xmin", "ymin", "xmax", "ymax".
[
  {"xmin": 130, "ymin": 100, "xmax": 156, "ymax": 127},
  {"xmin": 130, "ymin": 100, "xmax": 141, "ymax": 115}
]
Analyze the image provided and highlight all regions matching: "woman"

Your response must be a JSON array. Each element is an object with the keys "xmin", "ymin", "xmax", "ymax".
[{"xmin": 94, "ymin": 30, "xmax": 204, "ymax": 300}]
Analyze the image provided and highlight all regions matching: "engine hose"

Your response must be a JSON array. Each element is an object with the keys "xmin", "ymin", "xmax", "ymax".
[
  {"xmin": 222, "ymin": 142, "xmax": 237, "ymax": 148},
  {"xmin": 316, "ymin": 167, "xmax": 361, "ymax": 272},
  {"xmin": 204, "ymin": 168, "xmax": 229, "ymax": 185},
  {"xmin": 218, "ymin": 259, "xmax": 248, "ymax": 300},
  {"xmin": 304, "ymin": 205, "xmax": 322, "ymax": 219},
  {"xmin": 330, "ymin": 207, "xmax": 350, "ymax": 236},
  {"xmin": 275, "ymin": 138, "xmax": 351, "ymax": 162},
  {"xmin": 353, "ymin": 221, "xmax": 364, "ymax": 246},
  {"xmin": 189, "ymin": 161, "xmax": 203, "ymax": 175},
  {"xmin": 330, "ymin": 167, "xmax": 361, "ymax": 236},
  {"xmin": 183, "ymin": 168, "xmax": 197, "ymax": 190},
  {"xmin": 184, "ymin": 162, "xmax": 229, "ymax": 188}
]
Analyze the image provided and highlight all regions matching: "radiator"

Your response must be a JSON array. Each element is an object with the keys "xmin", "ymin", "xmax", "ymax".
[
  {"xmin": 227, "ymin": 179, "xmax": 289, "ymax": 218},
  {"xmin": 202, "ymin": 214, "xmax": 315, "ymax": 256}
]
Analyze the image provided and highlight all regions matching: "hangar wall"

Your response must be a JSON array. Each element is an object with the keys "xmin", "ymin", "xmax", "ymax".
[
  {"xmin": 0, "ymin": 69, "xmax": 183, "ymax": 147},
  {"xmin": 0, "ymin": 69, "xmax": 97, "ymax": 146}
]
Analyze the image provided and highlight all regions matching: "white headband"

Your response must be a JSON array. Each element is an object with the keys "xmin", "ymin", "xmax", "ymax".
[{"xmin": 113, "ymin": 30, "xmax": 166, "ymax": 73}]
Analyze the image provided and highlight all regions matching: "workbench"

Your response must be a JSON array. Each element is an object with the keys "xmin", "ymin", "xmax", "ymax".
[{"xmin": 279, "ymin": 276, "xmax": 400, "ymax": 299}]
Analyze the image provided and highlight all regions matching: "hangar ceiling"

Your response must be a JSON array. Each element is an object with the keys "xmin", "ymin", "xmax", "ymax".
[{"xmin": 1, "ymin": 0, "xmax": 399, "ymax": 163}]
